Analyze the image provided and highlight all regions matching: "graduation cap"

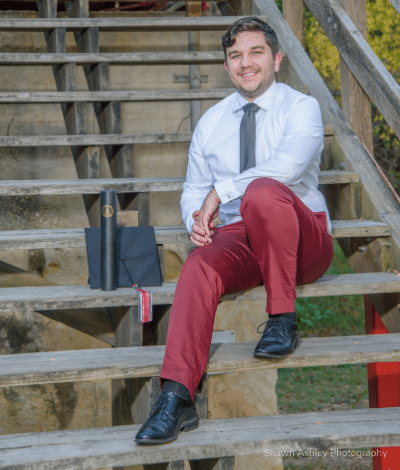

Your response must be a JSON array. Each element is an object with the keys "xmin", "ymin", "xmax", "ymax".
[{"xmin": 85, "ymin": 191, "xmax": 162, "ymax": 290}]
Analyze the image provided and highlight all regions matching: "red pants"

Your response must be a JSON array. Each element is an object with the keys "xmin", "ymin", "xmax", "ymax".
[{"xmin": 160, "ymin": 178, "xmax": 333, "ymax": 398}]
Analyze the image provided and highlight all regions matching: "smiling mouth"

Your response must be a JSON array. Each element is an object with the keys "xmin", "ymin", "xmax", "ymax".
[{"xmin": 240, "ymin": 70, "xmax": 259, "ymax": 78}]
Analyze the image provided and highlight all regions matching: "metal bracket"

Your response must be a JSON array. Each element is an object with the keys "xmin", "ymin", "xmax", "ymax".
[{"xmin": 174, "ymin": 75, "xmax": 209, "ymax": 84}]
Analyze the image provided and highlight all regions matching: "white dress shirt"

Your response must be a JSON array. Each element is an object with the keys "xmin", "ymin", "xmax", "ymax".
[{"xmin": 181, "ymin": 81, "xmax": 332, "ymax": 234}]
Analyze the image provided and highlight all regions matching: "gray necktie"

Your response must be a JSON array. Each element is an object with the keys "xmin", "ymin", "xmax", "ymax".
[{"xmin": 240, "ymin": 102, "xmax": 260, "ymax": 173}]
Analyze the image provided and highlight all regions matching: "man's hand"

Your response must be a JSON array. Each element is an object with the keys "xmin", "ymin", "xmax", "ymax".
[{"xmin": 190, "ymin": 188, "xmax": 221, "ymax": 246}]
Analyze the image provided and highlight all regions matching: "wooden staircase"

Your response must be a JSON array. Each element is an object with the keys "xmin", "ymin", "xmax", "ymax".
[{"xmin": 0, "ymin": 0, "xmax": 400, "ymax": 469}]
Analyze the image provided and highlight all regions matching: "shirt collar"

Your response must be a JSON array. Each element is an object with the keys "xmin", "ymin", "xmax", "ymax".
[{"xmin": 232, "ymin": 80, "xmax": 278, "ymax": 114}]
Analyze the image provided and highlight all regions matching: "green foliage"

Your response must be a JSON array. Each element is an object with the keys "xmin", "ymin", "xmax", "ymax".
[
  {"xmin": 303, "ymin": 0, "xmax": 400, "ymax": 151},
  {"xmin": 368, "ymin": 0, "xmax": 400, "ymax": 79},
  {"xmin": 304, "ymin": 12, "xmax": 341, "ymax": 90},
  {"xmin": 304, "ymin": 0, "xmax": 400, "ymax": 87},
  {"xmin": 295, "ymin": 240, "xmax": 364, "ymax": 336}
]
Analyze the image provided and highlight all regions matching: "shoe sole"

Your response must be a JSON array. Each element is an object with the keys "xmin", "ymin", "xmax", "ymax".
[
  {"xmin": 253, "ymin": 336, "xmax": 300, "ymax": 359},
  {"xmin": 134, "ymin": 416, "xmax": 199, "ymax": 445}
]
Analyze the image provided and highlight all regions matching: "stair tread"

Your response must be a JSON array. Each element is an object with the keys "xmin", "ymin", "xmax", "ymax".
[
  {"xmin": 0, "ymin": 117, "xmax": 333, "ymax": 145},
  {"xmin": 0, "ymin": 272, "xmax": 399, "ymax": 311},
  {"xmin": 0, "ymin": 170, "xmax": 358, "ymax": 195},
  {"xmin": 0, "ymin": 407, "xmax": 399, "ymax": 468},
  {"xmin": 0, "ymin": 51, "xmax": 225, "ymax": 65},
  {"xmin": 0, "ymin": 87, "xmax": 309, "ymax": 103},
  {"xmin": 0, "ymin": 219, "xmax": 389, "ymax": 251},
  {"xmin": 0, "ymin": 16, "xmax": 268, "ymax": 32},
  {"xmin": 0, "ymin": 333, "xmax": 399, "ymax": 387}
]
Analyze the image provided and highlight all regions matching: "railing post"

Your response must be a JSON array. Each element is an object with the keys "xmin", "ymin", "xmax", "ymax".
[
  {"xmin": 282, "ymin": 0, "xmax": 305, "ymax": 86},
  {"xmin": 339, "ymin": 0, "xmax": 373, "ymax": 154},
  {"xmin": 37, "ymin": 0, "xmax": 101, "ymax": 226},
  {"xmin": 187, "ymin": 2, "xmax": 202, "ymax": 130},
  {"xmin": 283, "ymin": 0, "xmax": 304, "ymax": 46}
]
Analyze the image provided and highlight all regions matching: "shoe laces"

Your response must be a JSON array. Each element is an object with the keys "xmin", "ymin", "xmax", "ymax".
[
  {"xmin": 257, "ymin": 316, "xmax": 296, "ymax": 341},
  {"xmin": 258, "ymin": 316, "xmax": 283, "ymax": 335},
  {"xmin": 257, "ymin": 320, "xmax": 268, "ymax": 334}
]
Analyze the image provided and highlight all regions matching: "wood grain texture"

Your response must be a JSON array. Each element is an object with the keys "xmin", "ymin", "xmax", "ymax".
[
  {"xmin": 0, "ymin": 89, "xmax": 235, "ymax": 103},
  {"xmin": 0, "ymin": 132, "xmax": 194, "ymax": 147},
  {"xmin": 0, "ymin": 120, "xmax": 333, "ymax": 146},
  {"xmin": 0, "ymin": 219, "xmax": 389, "ymax": 251},
  {"xmin": 0, "ymin": 51, "xmax": 225, "ymax": 65},
  {"xmin": 0, "ymin": 16, "xmax": 266, "ymax": 32},
  {"xmin": 302, "ymin": 0, "xmax": 400, "ymax": 146},
  {"xmin": 0, "ymin": 170, "xmax": 356, "ymax": 195},
  {"xmin": 0, "ymin": 333, "xmax": 399, "ymax": 387},
  {"xmin": 0, "ymin": 87, "xmax": 309, "ymax": 103},
  {"xmin": 0, "ymin": 407, "xmax": 399, "ymax": 468},
  {"xmin": 0, "ymin": 272, "xmax": 399, "ymax": 312},
  {"xmin": 0, "ymin": 176, "xmax": 186, "ymax": 195},
  {"xmin": 283, "ymin": 0, "xmax": 304, "ymax": 46},
  {"xmin": 38, "ymin": 0, "xmax": 101, "ymax": 227},
  {"xmin": 339, "ymin": 0, "xmax": 373, "ymax": 154},
  {"xmin": 0, "ymin": 259, "xmax": 116, "ymax": 345},
  {"xmin": 389, "ymin": 0, "xmax": 400, "ymax": 15}
]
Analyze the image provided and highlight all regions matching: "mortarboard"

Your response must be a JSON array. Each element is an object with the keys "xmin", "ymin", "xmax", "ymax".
[{"xmin": 85, "ymin": 225, "xmax": 162, "ymax": 289}]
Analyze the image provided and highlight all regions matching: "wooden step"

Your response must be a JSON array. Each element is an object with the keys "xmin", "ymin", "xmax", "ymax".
[
  {"xmin": 0, "ymin": 89, "xmax": 236, "ymax": 104},
  {"xmin": 0, "ymin": 272, "xmax": 399, "ymax": 311},
  {"xmin": 0, "ymin": 407, "xmax": 399, "ymax": 468},
  {"xmin": 0, "ymin": 86, "xmax": 309, "ymax": 103},
  {"xmin": 0, "ymin": 16, "xmax": 266, "ymax": 32},
  {"xmin": 0, "ymin": 113, "xmax": 321, "ymax": 145},
  {"xmin": 0, "ymin": 170, "xmax": 358, "ymax": 195},
  {"xmin": 0, "ymin": 51, "xmax": 225, "ymax": 66},
  {"xmin": 0, "ymin": 132, "xmax": 193, "ymax": 147},
  {"xmin": 0, "ymin": 219, "xmax": 389, "ymax": 251},
  {"xmin": 0, "ymin": 333, "xmax": 398, "ymax": 387}
]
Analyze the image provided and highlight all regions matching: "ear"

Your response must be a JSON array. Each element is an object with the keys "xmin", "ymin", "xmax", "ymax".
[
  {"xmin": 274, "ymin": 52, "xmax": 283, "ymax": 73},
  {"xmin": 224, "ymin": 61, "xmax": 228, "ymax": 71}
]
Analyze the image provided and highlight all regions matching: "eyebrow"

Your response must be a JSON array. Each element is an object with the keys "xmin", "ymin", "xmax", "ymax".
[{"xmin": 227, "ymin": 45, "xmax": 266, "ymax": 57}]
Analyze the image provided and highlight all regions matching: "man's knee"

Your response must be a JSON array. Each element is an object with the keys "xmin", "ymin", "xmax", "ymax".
[
  {"xmin": 183, "ymin": 246, "xmax": 223, "ymax": 281},
  {"xmin": 240, "ymin": 177, "xmax": 292, "ymax": 216}
]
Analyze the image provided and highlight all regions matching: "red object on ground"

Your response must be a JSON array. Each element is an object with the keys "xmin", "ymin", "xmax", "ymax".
[{"xmin": 365, "ymin": 295, "xmax": 400, "ymax": 469}]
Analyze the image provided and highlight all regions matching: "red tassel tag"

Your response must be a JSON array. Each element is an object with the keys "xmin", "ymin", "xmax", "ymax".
[{"xmin": 133, "ymin": 284, "xmax": 153, "ymax": 323}]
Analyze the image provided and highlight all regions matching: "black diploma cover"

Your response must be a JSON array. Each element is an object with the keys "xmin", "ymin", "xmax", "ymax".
[{"xmin": 85, "ymin": 191, "xmax": 162, "ymax": 289}]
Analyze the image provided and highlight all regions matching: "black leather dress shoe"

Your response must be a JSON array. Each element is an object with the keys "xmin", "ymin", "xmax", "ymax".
[
  {"xmin": 254, "ymin": 312, "xmax": 299, "ymax": 358},
  {"xmin": 135, "ymin": 381, "xmax": 199, "ymax": 445}
]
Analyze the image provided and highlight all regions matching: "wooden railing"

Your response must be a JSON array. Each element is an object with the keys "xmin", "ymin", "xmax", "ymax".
[{"xmin": 255, "ymin": 2, "xmax": 400, "ymax": 468}]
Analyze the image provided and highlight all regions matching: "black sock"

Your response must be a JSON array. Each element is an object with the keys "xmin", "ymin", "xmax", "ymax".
[
  {"xmin": 162, "ymin": 380, "xmax": 191, "ymax": 401},
  {"xmin": 274, "ymin": 312, "xmax": 296, "ymax": 323}
]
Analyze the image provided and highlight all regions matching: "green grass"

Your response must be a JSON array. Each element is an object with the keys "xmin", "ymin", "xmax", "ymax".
[{"xmin": 276, "ymin": 363, "xmax": 369, "ymax": 414}]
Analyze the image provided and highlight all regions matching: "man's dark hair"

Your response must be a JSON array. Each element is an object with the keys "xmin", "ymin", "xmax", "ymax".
[{"xmin": 222, "ymin": 16, "xmax": 279, "ymax": 59}]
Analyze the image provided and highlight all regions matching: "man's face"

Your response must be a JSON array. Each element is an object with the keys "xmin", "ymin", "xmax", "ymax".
[{"xmin": 224, "ymin": 30, "xmax": 282, "ymax": 101}]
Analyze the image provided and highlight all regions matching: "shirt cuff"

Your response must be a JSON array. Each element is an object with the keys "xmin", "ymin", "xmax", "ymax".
[{"xmin": 214, "ymin": 178, "xmax": 241, "ymax": 204}]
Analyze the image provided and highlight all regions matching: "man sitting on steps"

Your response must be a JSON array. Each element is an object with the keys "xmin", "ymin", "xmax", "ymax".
[{"xmin": 135, "ymin": 16, "xmax": 333, "ymax": 445}]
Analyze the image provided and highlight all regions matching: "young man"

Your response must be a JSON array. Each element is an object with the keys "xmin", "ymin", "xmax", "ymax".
[{"xmin": 135, "ymin": 16, "xmax": 333, "ymax": 445}]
